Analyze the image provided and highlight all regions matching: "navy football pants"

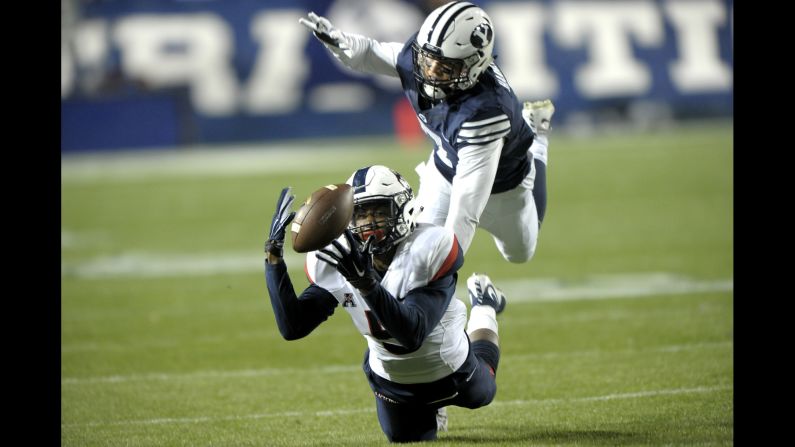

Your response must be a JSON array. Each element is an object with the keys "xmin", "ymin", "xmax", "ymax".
[{"xmin": 362, "ymin": 339, "xmax": 500, "ymax": 443}]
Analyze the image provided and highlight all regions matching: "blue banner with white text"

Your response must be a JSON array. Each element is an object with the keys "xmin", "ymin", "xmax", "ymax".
[{"xmin": 61, "ymin": 0, "xmax": 733, "ymax": 152}]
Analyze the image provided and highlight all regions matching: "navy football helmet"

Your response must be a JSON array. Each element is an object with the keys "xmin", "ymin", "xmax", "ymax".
[{"xmin": 345, "ymin": 165, "xmax": 419, "ymax": 254}]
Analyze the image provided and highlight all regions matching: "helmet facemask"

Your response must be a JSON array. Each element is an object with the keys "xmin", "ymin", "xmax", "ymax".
[
  {"xmin": 350, "ymin": 196, "xmax": 411, "ymax": 255},
  {"xmin": 351, "ymin": 199, "xmax": 393, "ymax": 250},
  {"xmin": 413, "ymin": 42, "xmax": 484, "ymax": 101}
]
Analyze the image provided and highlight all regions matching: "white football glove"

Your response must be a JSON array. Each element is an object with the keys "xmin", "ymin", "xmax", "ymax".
[{"xmin": 299, "ymin": 12, "xmax": 346, "ymax": 49}]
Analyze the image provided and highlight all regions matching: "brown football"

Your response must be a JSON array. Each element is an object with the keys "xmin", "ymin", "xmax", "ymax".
[{"xmin": 291, "ymin": 183, "xmax": 354, "ymax": 253}]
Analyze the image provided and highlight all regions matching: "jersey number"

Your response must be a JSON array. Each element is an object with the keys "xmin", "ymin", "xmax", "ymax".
[
  {"xmin": 419, "ymin": 120, "xmax": 453, "ymax": 168},
  {"xmin": 364, "ymin": 310, "xmax": 391, "ymax": 340}
]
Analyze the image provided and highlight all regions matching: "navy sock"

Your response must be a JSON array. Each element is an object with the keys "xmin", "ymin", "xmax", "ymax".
[{"xmin": 532, "ymin": 159, "xmax": 547, "ymax": 226}]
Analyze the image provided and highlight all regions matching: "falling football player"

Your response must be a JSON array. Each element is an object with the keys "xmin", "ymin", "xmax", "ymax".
[{"xmin": 264, "ymin": 165, "xmax": 508, "ymax": 442}]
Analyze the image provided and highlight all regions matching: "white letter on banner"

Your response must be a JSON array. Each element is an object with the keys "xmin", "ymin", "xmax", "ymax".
[
  {"xmin": 244, "ymin": 11, "xmax": 310, "ymax": 114},
  {"xmin": 113, "ymin": 14, "xmax": 238, "ymax": 116},
  {"xmin": 62, "ymin": 43, "xmax": 74, "ymax": 98},
  {"xmin": 73, "ymin": 20, "xmax": 109, "ymax": 71},
  {"xmin": 665, "ymin": 0, "xmax": 732, "ymax": 92},
  {"xmin": 488, "ymin": 2, "xmax": 558, "ymax": 100},
  {"xmin": 72, "ymin": 20, "xmax": 110, "ymax": 93},
  {"xmin": 554, "ymin": 0, "xmax": 663, "ymax": 98}
]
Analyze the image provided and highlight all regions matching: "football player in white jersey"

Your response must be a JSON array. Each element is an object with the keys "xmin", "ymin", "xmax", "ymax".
[
  {"xmin": 299, "ymin": 2, "xmax": 556, "ymax": 263},
  {"xmin": 264, "ymin": 165, "xmax": 507, "ymax": 442}
]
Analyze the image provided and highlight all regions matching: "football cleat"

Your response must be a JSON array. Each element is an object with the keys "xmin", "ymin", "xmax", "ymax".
[
  {"xmin": 436, "ymin": 406, "xmax": 448, "ymax": 432},
  {"xmin": 467, "ymin": 273, "xmax": 506, "ymax": 314},
  {"xmin": 522, "ymin": 99, "xmax": 555, "ymax": 136}
]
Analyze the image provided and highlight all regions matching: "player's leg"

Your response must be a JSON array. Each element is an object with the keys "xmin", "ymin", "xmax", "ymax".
[
  {"xmin": 478, "ymin": 175, "xmax": 539, "ymax": 263},
  {"xmin": 414, "ymin": 153, "xmax": 451, "ymax": 226},
  {"xmin": 478, "ymin": 100, "xmax": 555, "ymax": 263},
  {"xmin": 373, "ymin": 396, "xmax": 439, "ymax": 442},
  {"xmin": 449, "ymin": 273, "xmax": 506, "ymax": 409},
  {"xmin": 523, "ymin": 100, "xmax": 554, "ymax": 164},
  {"xmin": 532, "ymin": 157, "xmax": 548, "ymax": 224},
  {"xmin": 523, "ymin": 99, "xmax": 555, "ymax": 225},
  {"xmin": 466, "ymin": 272, "xmax": 504, "ymax": 360},
  {"xmin": 362, "ymin": 350, "xmax": 441, "ymax": 442}
]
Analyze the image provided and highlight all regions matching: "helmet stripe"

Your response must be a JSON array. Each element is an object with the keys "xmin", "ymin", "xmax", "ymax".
[
  {"xmin": 432, "ymin": 3, "xmax": 478, "ymax": 47},
  {"xmin": 425, "ymin": 1, "xmax": 465, "ymax": 44},
  {"xmin": 351, "ymin": 166, "xmax": 371, "ymax": 191}
]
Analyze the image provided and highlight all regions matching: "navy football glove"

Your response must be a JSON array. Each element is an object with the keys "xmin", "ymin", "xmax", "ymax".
[
  {"xmin": 316, "ymin": 230, "xmax": 379, "ymax": 293},
  {"xmin": 265, "ymin": 187, "xmax": 296, "ymax": 259}
]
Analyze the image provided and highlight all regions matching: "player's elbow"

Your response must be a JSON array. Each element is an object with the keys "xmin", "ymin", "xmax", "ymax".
[
  {"xmin": 391, "ymin": 328, "xmax": 425, "ymax": 352},
  {"xmin": 397, "ymin": 324, "xmax": 428, "ymax": 352},
  {"xmin": 280, "ymin": 331, "xmax": 304, "ymax": 341},
  {"xmin": 400, "ymin": 337, "xmax": 424, "ymax": 352},
  {"xmin": 276, "ymin": 323, "xmax": 308, "ymax": 341}
]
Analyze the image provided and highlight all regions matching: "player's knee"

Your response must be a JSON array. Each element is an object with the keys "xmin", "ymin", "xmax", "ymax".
[
  {"xmin": 503, "ymin": 253, "xmax": 529, "ymax": 263},
  {"xmin": 500, "ymin": 237, "xmax": 537, "ymax": 263},
  {"xmin": 378, "ymin": 410, "xmax": 438, "ymax": 443},
  {"xmin": 386, "ymin": 434, "xmax": 435, "ymax": 443},
  {"xmin": 478, "ymin": 381, "xmax": 497, "ymax": 407},
  {"xmin": 384, "ymin": 429, "xmax": 437, "ymax": 443},
  {"xmin": 502, "ymin": 247, "xmax": 535, "ymax": 264},
  {"xmin": 459, "ymin": 381, "xmax": 497, "ymax": 409}
]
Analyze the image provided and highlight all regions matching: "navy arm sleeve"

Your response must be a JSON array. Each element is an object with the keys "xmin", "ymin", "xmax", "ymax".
[
  {"xmin": 265, "ymin": 261, "xmax": 338, "ymax": 341},
  {"xmin": 360, "ymin": 272, "xmax": 457, "ymax": 352}
]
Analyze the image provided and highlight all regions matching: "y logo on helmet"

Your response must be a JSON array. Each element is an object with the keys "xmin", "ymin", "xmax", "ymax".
[{"xmin": 470, "ymin": 23, "xmax": 493, "ymax": 49}]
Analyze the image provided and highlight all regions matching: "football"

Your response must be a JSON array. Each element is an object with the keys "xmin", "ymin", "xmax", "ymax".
[{"xmin": 291, "ymin": 183, "xmax": 354, "ymax": 253}]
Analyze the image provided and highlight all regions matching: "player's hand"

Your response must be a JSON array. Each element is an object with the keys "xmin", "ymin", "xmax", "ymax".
[
  {"xmin": 299, "ymin": 12, "xmax": 344, "ymax": 48},
  {"xmin": 265, "ymin": 187, "xmax": 296, "ymax": 261},
  {"xmin": 316, "ymin": 230, "xmax": 379, "ymax": 293}
]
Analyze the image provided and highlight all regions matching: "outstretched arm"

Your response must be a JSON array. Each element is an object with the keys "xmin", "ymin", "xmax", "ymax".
[
  {"xmin": 264, "ymin": 187, "xmax": 338, "ymax": 341},
  {"xmin": 265, "ymin": 261, "xmax": 338, "ymax": 340},
  {"xmin": 299, "ymin": 12, "xmax": 403, "ymax": 77}
]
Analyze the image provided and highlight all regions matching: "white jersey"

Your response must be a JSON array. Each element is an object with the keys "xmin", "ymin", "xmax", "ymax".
[{"xmin": 304, "ymin": 224, "xmax": 468, "ymax": 384}]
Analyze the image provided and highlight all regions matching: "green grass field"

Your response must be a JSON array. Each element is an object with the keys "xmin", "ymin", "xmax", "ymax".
[{"xmin": 61, "ymin": 122, "xmax": 733, "ymax": 446}]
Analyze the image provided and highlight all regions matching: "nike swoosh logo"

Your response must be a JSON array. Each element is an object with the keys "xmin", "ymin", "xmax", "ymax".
[{"xmin": 354, "ymin": 264, "xmax": 365, "ymax": 277}]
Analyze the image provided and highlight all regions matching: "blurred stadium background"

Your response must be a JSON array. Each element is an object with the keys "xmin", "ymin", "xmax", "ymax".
[
  {"xmin": 61, "ymin": 0, "xmax": 733, "ymax": 445},
  {"xmin": 62, "ymin": 0, "xmax": 732, "ymax": 151}
]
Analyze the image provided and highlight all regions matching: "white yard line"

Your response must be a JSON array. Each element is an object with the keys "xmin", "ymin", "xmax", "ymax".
[
  {"xmin": 62, "ymin": 385, "xmax": 731, "ymax": 428},
  {"xmin": 61, "ymin": 251, "xmax": 304, "ymax": 279},
  {"xmin": 505, "ymin": 341, "xmax": 732, "ymax": 362},
  {"xmin": 61, "ymin": 364, "xmax": 361, "ymax": 385},
  {"xmin": 62, "ymin": 340, "xmax": 731, "ymax": 385},
  {"xmin": 468, "ymin": 272, "xmax": 733, "ymax": 304},
  {"xmin": 62, "ymin": 250, "xmax": 732, "ymax": 302},
  {"xmin": 491, "ymin": 385, "xmax": 732, "ymax": 407}
]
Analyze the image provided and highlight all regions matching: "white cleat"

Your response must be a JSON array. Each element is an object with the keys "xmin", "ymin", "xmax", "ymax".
[
  {"xmin": 467, "ymin": 273, "xmax": 507, "ymax": 314},
  {"xmin": 522, "ymin": 99, "xmax": 555, "ymax": 136},
  {"xmin": 436, "ymin": 406, "xmax": 448, "ymax": 432}
]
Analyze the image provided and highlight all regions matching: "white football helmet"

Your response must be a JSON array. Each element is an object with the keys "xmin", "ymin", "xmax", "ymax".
[
  {"xmin": 345, "ymin": 165, "xmax": 419, "ymax": 254},
  {"xmin": 412, "ymin": 1, "xmax": 495, "ymax": 101}
]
